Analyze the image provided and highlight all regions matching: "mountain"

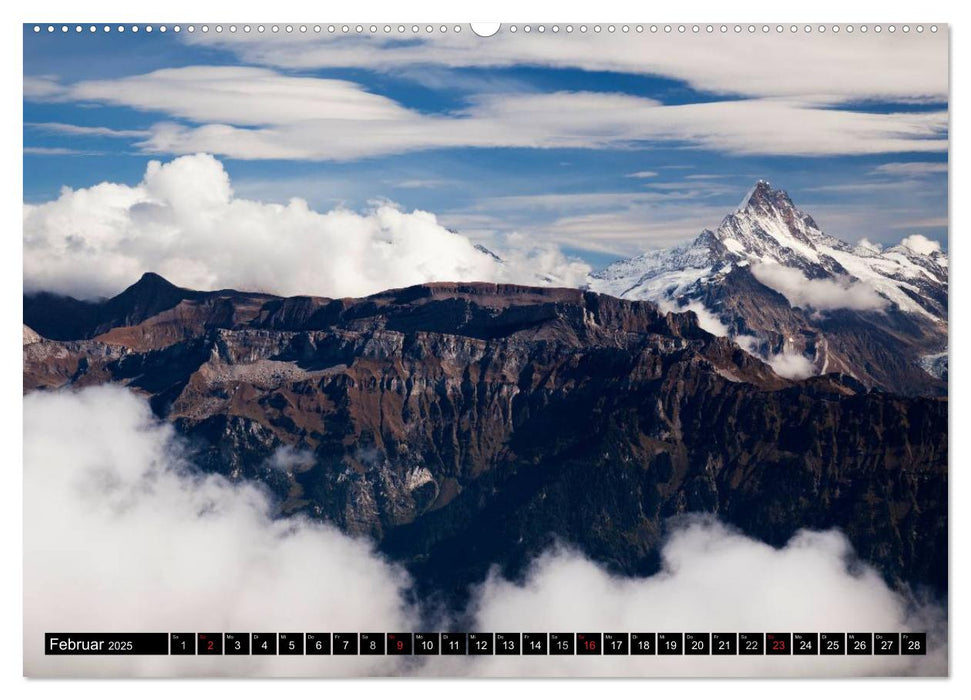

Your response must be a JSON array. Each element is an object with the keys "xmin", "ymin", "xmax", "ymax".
[
  {"xmin": 589, "ymin": 181, "xmax": 948, "ymax": 396},
  {"xmin": 23, "ymin": 325, "xmax": 41, "ymax": 345},
  {"xmin": 24, "ymin": 277, "xmax": 947, "ymax": 602},
  {"xmin": 23, "ymin": 272, "xmax": 205, "ymax": 341}
]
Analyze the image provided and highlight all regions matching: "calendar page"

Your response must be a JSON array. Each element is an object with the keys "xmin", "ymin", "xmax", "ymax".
[{"xmin": 22, "ymin": 21, "xmax": 948, "ymax": 678}]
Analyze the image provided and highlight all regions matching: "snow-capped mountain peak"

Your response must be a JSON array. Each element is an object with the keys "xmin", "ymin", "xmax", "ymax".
[
  {"xmin": 717, "ymin": 180, "xmax": 848, "ymax": 271},
  {"xmin": 593, "ymin": 180, "xmax": 946, "ymax": 321},
  {"xmin": 588, "ymin": 180, "xmax": 948, "ymax": 394},
  {"xmin": 738, "ymin": 179, "xmax": 794, "ymax": 214}
]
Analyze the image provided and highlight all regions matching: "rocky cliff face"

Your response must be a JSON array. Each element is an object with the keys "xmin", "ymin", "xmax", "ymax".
[{"xmin": 24, "ymin": 275, "xmax": 947, "ymax": 602}]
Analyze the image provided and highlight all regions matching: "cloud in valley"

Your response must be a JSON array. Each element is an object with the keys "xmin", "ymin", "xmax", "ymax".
[
  {"xmin": 764, "ymin": 348, "xmax": 817, "ymax": 380},
  {"xmin": 23, "ymin": 154, "xmax": 590, "ymax": 300},
  {"xmin": 23, "ymin": 386, "xmax": 416, "ymax": 677},
  {"xmin": 656, "ymin": 298, "xmax": 730, "ymax": 337},
  {"xmin": 428, "ymin": 520, "xmax": 944, "ymax": 677},
  {"xmin": 735, "ymin": 335, "xmax": 817, "ymax": 380},
  {"xmin": 24, "ymin": 386, "xmax": 945, "ymax": 677},
  {"xmin": 751, "ymin": 262, "xmax": 888, "ymax": 312}
]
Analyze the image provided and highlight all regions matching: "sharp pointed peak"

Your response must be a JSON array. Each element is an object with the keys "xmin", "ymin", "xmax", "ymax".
[{"xmin": 737, "ymin": 179, "xmax": 795, "ymax": 213}]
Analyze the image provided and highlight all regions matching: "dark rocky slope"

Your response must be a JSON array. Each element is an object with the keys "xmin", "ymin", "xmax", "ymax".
[{"xmin": 24, "ymin": 275, "xmax": 947, "ymax": 603}]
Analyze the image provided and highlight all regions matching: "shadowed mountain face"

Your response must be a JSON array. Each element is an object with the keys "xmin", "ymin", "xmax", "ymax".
[{"xmin": 23, "ymin": 275, "xmax": 947, "ymax": 603}]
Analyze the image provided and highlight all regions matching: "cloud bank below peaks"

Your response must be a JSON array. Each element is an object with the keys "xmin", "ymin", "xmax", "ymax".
[
  {"xmin": 751, "ymin": 261, "xmax": 888, "ymax": 312},
  {"xmin": 23, "ymin": 385, "xmax": 416, "ymax": 677},
  {"xmin": 23, "ymin": 154, "xmax": 590, "ymax": 300},
  {"xmin": 437, "ymin": 518, "xmax": 945, "ymax": 677},
  {"xmin": 24, "ymin": 386, "xmax": 945, "ymax": 677}
]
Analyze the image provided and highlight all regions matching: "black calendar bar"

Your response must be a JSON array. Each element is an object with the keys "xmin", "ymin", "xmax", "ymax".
[
  {"xmin": 44, "ymin": 632, "xmax": 927, "ymax": 655},
  {"xmin": 45, "ymin": 633, "xmax": 168, "ymax": 655}
]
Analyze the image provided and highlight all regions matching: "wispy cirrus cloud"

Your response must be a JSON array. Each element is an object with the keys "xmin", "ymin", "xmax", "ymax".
[
  {"xmin": 21, "ymin": 28, "xmax": 949, "ymax": 259},
  {"xmin": 870, "ymin": 161, "xmax": 948, "ymax": 177},
  {"xmin": 25, "ymin": 67, "xmax": 948, "ymax": 161},
  {"xmin": 24, "ymin": 146, "xmax": 100, "ymax": 156},
  {"xmin": 23, "ymin": 74, "xmax": 63, "ymax": 98},
  {"xmin": 800, "ymin": 202, "xmax": 948, "ymax": 245},
  {"xmin": 26, "ymin": 122, "xmax": 150, "ymax": 138},
  {"xmin": 181, "ymin": 30, "xmax": 949, "ymax": 104},
  {"xmin": 890, "ymin": 217, "xmax": 949, "ymax": 230},
  {"xmin": 391, "ymin": 178, "xmax": 450, "ymax": 189}
]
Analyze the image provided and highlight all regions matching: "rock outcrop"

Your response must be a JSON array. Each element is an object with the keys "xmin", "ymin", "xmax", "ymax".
[{"xmin": 24, "ymin": 276, "xmax": 947, "ymax": 603}]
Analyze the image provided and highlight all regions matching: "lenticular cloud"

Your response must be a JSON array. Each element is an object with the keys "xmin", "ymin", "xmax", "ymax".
[{"xmin": 22, "ymin": 153, "xmax": 590, "ymax": 301}]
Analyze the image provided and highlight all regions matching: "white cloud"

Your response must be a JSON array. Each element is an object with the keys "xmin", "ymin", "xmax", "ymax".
[
  {"xmin": 24, "ymin": 146, "xmax": 99, "ymax": 156},
  {"xmin": 67, "ymin": 67, "xmax": 410, "ymax": 126},
  {"xmin": 26, "ymin": 122, "xmax": 150, "ymax": 138},
  {"xmin": 138, "ymin": 92, "xmax": 950, "ymax": 160},
  {"xmin": 657, "ymin": 299, "xmax": 730, "ymax": 337},
  {"xmin": 890, "ymin": 218, "xmax": 949, "ymax": 231},
  {"xmin": 900, "ymin": 234, "xmax": 943, "ymax": 256},
  {"xmin": 751, "ymin": 262, "xmax": 888, "ymax": 312},
  {"xmin": 23, "ymin": 74, "xmax": 63, "ymax": 98},
  {"xmin": 24, "ymin": 387, "xmax": 945, "ymax": 677},
  {"xmin": 24, "ymin": 386, "xmax": 416, "ymax": 677},
  {"xmin": 30, "ymin": 67, "xmax": 948, "ymax": 160},
  {"xmin": 23, "ymin": 154, "xmax": 590, "ymax": 300},
  {"xmin": 392, "ymin": 179, "xmax": 448, "ymax": 189},
  {"xmin": 427, "ymin": 518, "xmax": 944, "ymax": 677},
  {"xmin": 802, "ymin": 180, "xmax": 924, "ymax": 195},
  {"xmin": 735, "ymin": 334, "xmax": 817, "ymax": 380},
  {"xmin": 765, "ymin": 348, "xmax": 817, "ymax": 380},
  {"xmin": 790, "ymin": 202, "xmax": 947, "ymax": 250},
  {"xmin": 535, "ymin": 208, "xmax": 723, "ymax": 256},
  {"xmin": 266, "ymin": 446, "xmax": 315, "ymax": 472},
  {"xmin": 627, "ymin": 171, "xmax": 658, "ymax": 178},
  {"xmin": 182, "ymin": 31, "xmax": 948, "ymax": 104},
  {"xmin": 460, "ymin": 187, "xmax": 771, "ymax": 257},
  {"xmin": 857, "ymin": 238, "xmax": 883, "ymax": 253}
]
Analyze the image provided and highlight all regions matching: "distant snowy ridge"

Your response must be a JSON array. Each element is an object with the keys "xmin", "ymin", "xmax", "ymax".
[
  {"xmin": 588, "ymin": 180, "xmax": 947, "ymax": 394},
  {"xmin": 591, "ymin": 180, "xmax": 947, "ymax": 322}
]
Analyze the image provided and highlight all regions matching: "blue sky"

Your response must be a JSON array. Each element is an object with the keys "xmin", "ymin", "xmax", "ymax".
[{"xmin": 23, "ymin": 25, "xmax": 949, "ymax": 268}]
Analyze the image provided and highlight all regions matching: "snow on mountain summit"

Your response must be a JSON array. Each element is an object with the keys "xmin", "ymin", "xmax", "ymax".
[
  {"xmin": 591, "ymin": 180, "xmax": 947, "ymax": 322},
  {"xmin": 589, "ymin": 180, "xmax": 947, "ymax": 394}
]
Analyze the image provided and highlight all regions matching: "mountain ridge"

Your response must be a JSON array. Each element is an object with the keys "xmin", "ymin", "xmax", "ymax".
[
  {"xmin": 589, "ymin": 180, "xmax": 947, "ymax": 396},
  {"xmin": 23, "ymin": 276, "xmax": 946, "ymax": 602}
]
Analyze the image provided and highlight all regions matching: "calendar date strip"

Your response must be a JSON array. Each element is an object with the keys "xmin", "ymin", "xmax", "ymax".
[{"xmin": 45, "ymin": 632, "xmax": 927, "ymax": 656}]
